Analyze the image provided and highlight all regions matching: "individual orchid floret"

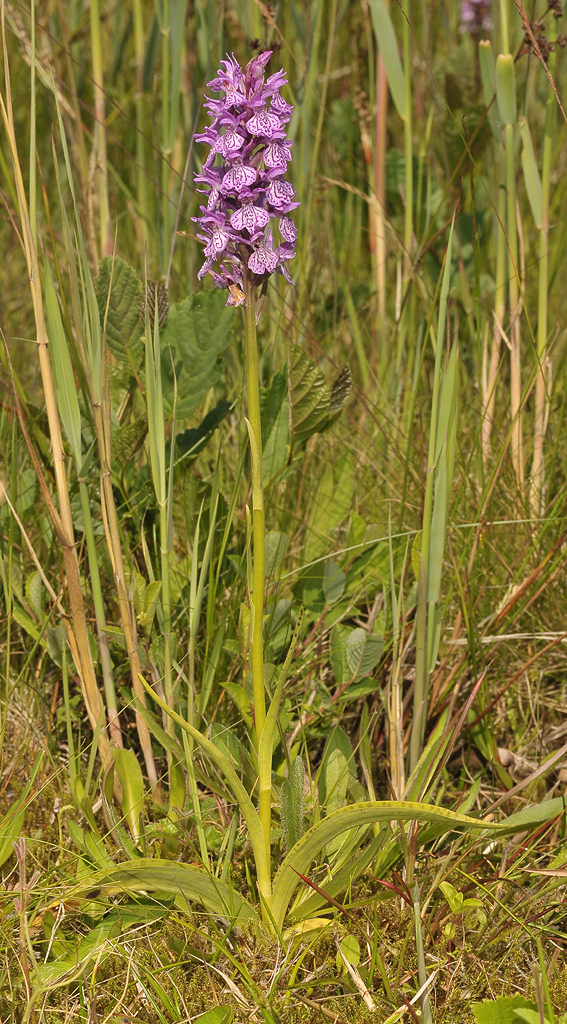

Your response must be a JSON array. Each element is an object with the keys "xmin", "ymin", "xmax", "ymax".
[
  {"xmin": 460, "ymin": 0, "xmax": 492, "ymax": 33},
  {"xmin": 193, "ymin": 50, "xmax": 298, "ymax": 305}
]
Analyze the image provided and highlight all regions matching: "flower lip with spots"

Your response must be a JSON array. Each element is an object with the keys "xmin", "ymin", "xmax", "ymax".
[{"xmin": 193, "ymin": 50, "xmax": 299, "ymax": 303}]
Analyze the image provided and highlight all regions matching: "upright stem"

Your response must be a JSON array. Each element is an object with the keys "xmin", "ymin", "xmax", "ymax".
[
  {"xmin": 504, "ymin": 119, "xmax": 523, "ymax": 486},
  {"xmin": 161, "ymin": 0, "xmax": 171, "ymax": 274},
  {"xmin": 89, "ymin": 0, "xmax": 111, "ymax": 261},
  {"xmin": 375, "ymin": 47, "xmax": 388, "ymax": 326},
  {"xmin": 499, "ymin": 0, "xmax": 509, "ymax": 54},
  {"xmin": 402, "ymin": 4, "xmax": 413, "ymax": 288},
  {"xmin": 530, "ymin": 32, "xmax": 556, "ymax": 516},
  {"xmin": 482, "ymin": 144, "xmax": 507, "ymax": 460},
  {"xmin": 133, "ymin": 0, "xmax": 149, "ymax": 250},
  {"xmin": 243, "ymin": 273, "xmax": 269, "ymax": 861}
]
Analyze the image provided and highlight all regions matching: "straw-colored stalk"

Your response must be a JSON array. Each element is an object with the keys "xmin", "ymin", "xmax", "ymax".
[
  {"xmin": 496, "ymin": 52, "xmax": 523, "ymax": 487},
  {"xmin": 0, "ymin": 3, "xmax": 109, "ymax": 763},
  {"xmin": 375, "ymin": 49, "xmax": 388, "ymax": 323},
  {"xmin": 132, "ymin": 0, "xmax": 149, "ymax": 250},
  {"xmin": 89, "ymin": 0, "xmax": 111, "ymax": 261},
  {"xmin": 481, "ymin": 146, "xmax": 507, "ymax": 461},
  {"xmin": 402, "ymin": 7, "xmax": 413, "ymax": 289}
]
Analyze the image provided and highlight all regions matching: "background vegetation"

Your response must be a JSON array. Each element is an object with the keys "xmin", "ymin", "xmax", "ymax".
[{"xmin": 1, "ymin": 0, "xmax": 567, "ymax": 1021}]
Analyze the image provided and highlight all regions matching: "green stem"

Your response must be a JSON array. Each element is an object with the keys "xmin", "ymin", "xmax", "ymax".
[
  {"xmin": 504, "ymin": 120, "xmax": 523, "ymax": 486},
  {"xmin": 402, "ymin": 4, "xmax": 413, "ymax": 286},
  {"xmin": 530, "ymin": 30, "xmax": 556, "ymax": 514},
  {"xmin": 243, "ymin": 272, "xmax": 269, "ymax": 865},
  {"xmin": 499, "ymin": 0, "xmax": 509, "ymax": 54},
  {"xmin": 482, "ymin": 144, "xmax": 507, "ymax": 461},
  {"xmin": 160, "ymin": 0, "xmax": 170, "ymax": 274},
  {"xmin": 29, "ymin": 0, "xmax": 36, "ymax": 248}
]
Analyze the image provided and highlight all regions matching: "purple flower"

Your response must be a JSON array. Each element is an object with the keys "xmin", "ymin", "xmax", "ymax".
[
  {"xmin": 460, "ymin": 0, "xmax": 492, "ymax": 33},
  {"xmin": 193, "ymin": 51, "xmax": 298, "ymax": 304}
]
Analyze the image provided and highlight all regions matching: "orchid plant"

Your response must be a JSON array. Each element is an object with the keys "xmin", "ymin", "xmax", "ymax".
[{"xmin": 83, "ymin": 51, "xmax": 558, "ymax": 941}]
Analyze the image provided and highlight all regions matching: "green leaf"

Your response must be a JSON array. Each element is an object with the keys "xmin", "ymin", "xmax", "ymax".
[
  {"xmin": 368, "ymin": 0, "xmax": 406, "ymax": 119},
  {"xmin": 131, "ymin": 571, "xmax": 147, "ymax": 618},
  {"xmin": 514, "ymin": 1011, "xmax": 551, "ymax": 1024},
  {"xmin": 345, "ymin": 627, "xmax": 383, "ymax": 682},
  {"xmin": 222, "ymin": 682, "xmax": 254, "ymax": 731},
  {"xmin": 323, "ymin": 748, "xmax": 348, "ymax": 816},
  {"xmin": 289, "ymin": 347, "xmax": 331, "ymax": 445},
  {"xmin": 12, "ymin": 604, "xmax": 42, "ymax": 643},
  {"xmin": 45, "ymin": 260, "xmax": 82, "ymax": 462},
  {"xmin": 265, "ymin": 531, "xmax": 289, "ymax": 581},
  {"xmin": 176, "ymin": 399, "xmax": 232, "ymax": 459},
  {"xmin": 304, "ymin": 453, "xmax": 355, "ymax": 564},
  {"xmin": 472, "ymin": 997, "xmax": 537, "ymax": 1024},
  {"xmin": 79, "ymin": 859, "xmax": 260, "ymax": 927},
  {"xmin": 95, "ymin": 256, "xmax": 143, "ymax": 366},
  {"xmin": 45, "ymin": 625, "xmax": 67, "ymax": 667},
  {"xmin": 113, "ymin": 417, "xmax": 148, "ymax": 465},
  {"xmin": 479, "ymin": 40, "xmax": 500, "ymax": 142},
  {"xmin": 330, "ymin": 623, "xmax": 349, "ymax": 684},
  {"xmin": 138, "ymin": 580, "xmax": 162, "ymax": 629},
  {"xmin": 323, "ymin": 559, "xmax": 346, "ymax": 605},
  {"xmin": 25, "ymin": 570, "xmax": 43, "ymax": 620},
  {"xmin": 270, "ymin": 800, "xmax": 505, "ymax": 930},
  {"xmin": 194, "ymin": 1008, "xmax": 234, "ymax": 1024},
  {"xmin": 337, "ymin": 933, "xmax": 360, "ymax": 973},
  {"xmin": 495, "ymin": 796, "xmax": 566, "ymax": 833},
  {"xmin": 280, "ymin": 756, "xmax": 305, "ymax": 852},
  {"xmin": 318, "ymin": 728, "xmax": 356, "ymax": 809},
  {"xmin": 112, "ymin": 748, "xmax": 145, "ymax": 842},
  {"xmin": 160, "ymin": 291, "xmax": 235, "ymax": 420},
  {"xmin": 520, "ymin": 118, "xmax": 543, "ymax": 230},
  {"xmin": 439, "ymin": 880, "xmax": 464, "ymax": 914},
  {"xmin": 261, "ymin": 370, "xmax": 290, "ymax": 482}
]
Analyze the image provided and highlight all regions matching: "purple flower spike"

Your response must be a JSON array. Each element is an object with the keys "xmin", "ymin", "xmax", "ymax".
[{"xmin": 193, "ymin": 50, "xmax": 299, "ymax": 304}]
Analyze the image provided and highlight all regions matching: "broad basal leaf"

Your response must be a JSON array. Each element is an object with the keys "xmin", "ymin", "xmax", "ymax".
[
  {"xmin": 79, "ymin": 859, "xmax": 260, "ymax": 927},
  {"xmin": 270, "ymin": 800, "xmax": 505, "ymax": 930}
]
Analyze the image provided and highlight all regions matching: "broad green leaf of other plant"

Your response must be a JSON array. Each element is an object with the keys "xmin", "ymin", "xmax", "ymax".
[
  {"xmin": 95, "ymin": 256, "xmax": 143, "ymax": 367},
  {"xmin": 160, "ymin": 291, "xmax": 235, "ymax": 420}
]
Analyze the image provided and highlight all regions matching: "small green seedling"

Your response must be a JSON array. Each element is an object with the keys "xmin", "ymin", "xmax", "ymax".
[{"xmin": 439, "ymin": 880, "xmax": 486, "ymax": 940}]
